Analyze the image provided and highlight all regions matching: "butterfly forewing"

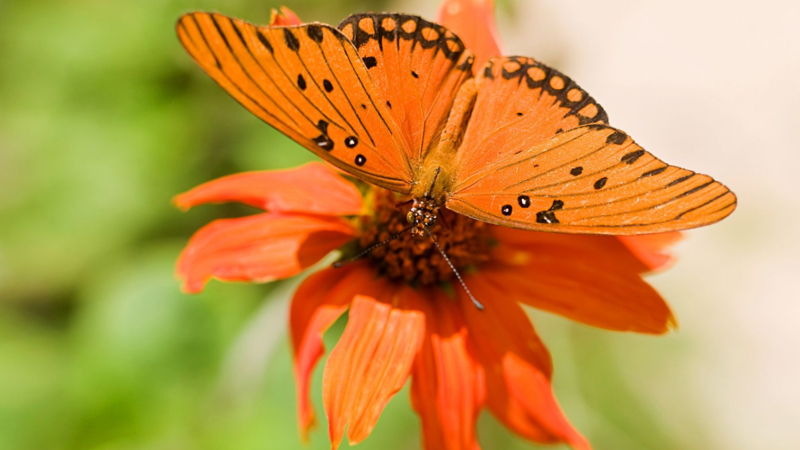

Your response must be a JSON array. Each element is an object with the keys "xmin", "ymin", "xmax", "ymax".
[
  {"xmin": 338, "ymin": 14, "xmax": 474, "ymax": 164},
  {"xmin": 177, "ymin": 12, "xmax": 414, "ymax": 193},
  {"xmin": 448, "ymin": 125, "xmax": 736, "ymax": 234},
  {"xmin": 455, "ymin": 56, "xmax": 607, "ymax": 178}
]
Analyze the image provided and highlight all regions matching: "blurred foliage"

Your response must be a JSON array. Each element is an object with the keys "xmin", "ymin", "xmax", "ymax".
[{"xmin": 0, "ymin": 0, "xmax": 696, "ymax": 449}]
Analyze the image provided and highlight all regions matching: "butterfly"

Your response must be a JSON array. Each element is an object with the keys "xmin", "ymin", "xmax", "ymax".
[{"xmin": 176, "ymin": 12, "xmax": 736, "ymax": 236}]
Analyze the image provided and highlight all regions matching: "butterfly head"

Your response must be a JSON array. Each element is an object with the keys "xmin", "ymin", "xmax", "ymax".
[{"xmin": 407, "ymin": 198, "xmax": 439, "ymax": 237}]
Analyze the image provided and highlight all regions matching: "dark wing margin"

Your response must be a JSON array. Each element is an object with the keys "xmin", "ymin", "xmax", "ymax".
[{"xmin": 338, "ymin": 13, "xmax": 474, "ymax": 163}]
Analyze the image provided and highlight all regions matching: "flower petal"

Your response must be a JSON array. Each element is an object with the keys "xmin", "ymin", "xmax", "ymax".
[
  {"xmin": 270, "ymin": 6, "xmax": 303, "ymax": 26},
  {"xmin": 173, "ymin": 162, "xmax": 363, "ymax": 216},
  {"xmin": 290, "ymin": 264, "xmax": 388, "ymax": 440},
  {"xmin": 459, "ymin": 275, "xmax": 552, "ymax": 378},
  {"xmin": 492, "ymin": 226, "xmax": 648, "ymax": 274},
  {"xmin": 410, "ymin": 291, "xmax": 485, "ymax": 450},
  {"xmin": 323, "ymin": 291, "xmax": 425, "ymax": 449},
  {"xmin": 459, "ymin": 276, "xmax": 589, "ymax": 450},
  {"xmin": 436, "ymin": 0, "xmax": 504, "ymax": 73},
  {"xmin": 177, "ymin": 213, "xmax": 355, "ymax": 293},
  {"xmin": 618, "ymin": 233, "xmax": 683, "ymax": 272},
  {"xmin": 492, "ymin": 227, "xmax": 675, "ymax": 333}
]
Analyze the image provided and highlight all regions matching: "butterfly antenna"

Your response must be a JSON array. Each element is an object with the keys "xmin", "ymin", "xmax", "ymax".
[
  {"xmin": 424, "ymin": 227, "xmax": 484, "ymax": 311},
  {"xmin": 333, "ymin": 226, "xmax": 414, "ymax": 269}
]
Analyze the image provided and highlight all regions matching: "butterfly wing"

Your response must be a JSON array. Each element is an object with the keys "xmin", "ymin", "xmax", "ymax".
[
  {"xmin": 338, "ymin": 14, "xmax": 474, "ymax": 164},
  {"xmin": 456, "ymin": 56, "xmax": 608, "ymax": 178},
  {"xmin": 177, "ymin": 12, "xmax": 414, "ymax": 193},
  {"xmin": 447, "ymin": 125, "xmax": 736, "ymax": 234}
]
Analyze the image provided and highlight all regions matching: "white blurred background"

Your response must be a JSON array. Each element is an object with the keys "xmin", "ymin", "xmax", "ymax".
[{"xmin": 405, "ymin": 0, "xmax": 800, "ymax": 448}]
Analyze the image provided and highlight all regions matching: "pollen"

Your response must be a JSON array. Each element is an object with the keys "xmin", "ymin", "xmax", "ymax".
[{"xmin": 355, "ymin": 189, "xmax": 492, "ymax": 285}]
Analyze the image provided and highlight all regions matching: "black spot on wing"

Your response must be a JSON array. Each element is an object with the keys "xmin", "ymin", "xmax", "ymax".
[
  {"xmin": 483, "ymin": 60, "xmax": 495, "ymax": 80},
  {"xmin": 570, "ymin": 166, "xmax": 583, "ymax": 176},
  {"xmin": 297, "ymin": 74, "xmax": 307, "ymax": 90},
  {"xmin": 501, "ymin": 205, "xmax": 513, "ymax": 216},
  {"xmin": 284, "ymin": 28, "xmax": 300, "ymax": 51},
  {"xmin": 307, "ymin": 24, "xmax": 324, "ymax": 43},
  {"xmin": 673, "ymin": 181, "xmax": 714, "ymax": 200},
  {"xmin": 314, "ymin": 135, "xmax": 334, "ymax": 151},
  {"xmin": 668, "ymin": 173, "xmax": 695, "ymax": 187},
  {"xmin": 257, "ymin": 31, "xmax": 274, "ymax": 53},
  {"xmin": 621, "ymin": 150, "xmax": 645, "ymax": 165},
  {"xmin": 640, "ymin": 166, "xmax": 667, "ymax": 178},
  {"xmin": 518, "ymin": 195, "xmax": 531, "ymax": 208},
  {"xmin": 594, "ymin": 177, "xmax": 608, "ymax": 190},
  {"xmin": 323, "ymin": 79, "xmax": 334, "ymax": 92},
  {"xmin": 355, "ymin": 154, "xmax": 367, "ymax": 166},
  {"xmin": 314, "ymin": 120, "xmax": 333, "ymax": 151},
  {"xmin": 363, "ymin": 56, "xmax": 377, "ymax": 68},
  {"xmin": 606, "ymin": 131, "xmax": 628, "ymax": 145},
  {"xmin": 536, "ymin": 211, "xmax": 559, "ymax": 224}
]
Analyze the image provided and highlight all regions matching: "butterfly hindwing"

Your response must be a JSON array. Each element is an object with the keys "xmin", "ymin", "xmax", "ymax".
[
  {"xmin": 177, "ymin": 12, "xmax": 414, "ymax": 193},
  {"xmin": 447, "ymin": 125, "xmax": 736, "ymax": 234},
  {"xmin": 456, "ymin": 56, "xmax": 608, "ymax": 178},
  {"xmin": 338, "ymin": 14, "xmax": 474, "ymax": 164}
]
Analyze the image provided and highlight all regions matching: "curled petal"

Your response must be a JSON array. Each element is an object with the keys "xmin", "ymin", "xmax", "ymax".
[
  {"xmin": 174, "ymin": 162, "xmax": 363, "ymax": 216},
  {"xmin": 459, "ymin": 276, "xmax": 589, "ymax": 450},
  {"xmin": 323, "ymin": 291, "xmax": 425, "ymax": 449},
  {"xmin": 492, "ymin": 227, "xmax": 675, "ymax": 333},
  {"xmin": 177, "ymin": 213, "xmax": 355, "ymax": 293},
  {"xmin": 411, "ymin": 291, "xmax": 484, "ymax": 450},
  {"xmin": 436, "ymin": 0, "xmax": 503, "ymax": 73},
  {"xmin": 270, "ymin": 6, "xmax": 303, "ymax": 26},
  {"xmin": 290, "ymin": 264, "xmax": 389, "ymax": 440},
  {"xmin": 618, "ymin": 233, "xmax": 683, "ymax": 272}
]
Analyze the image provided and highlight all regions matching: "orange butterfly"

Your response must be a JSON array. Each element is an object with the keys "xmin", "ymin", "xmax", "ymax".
[{"xmin": 176, "ymin": 12, "xmax": 736, "ymax": 237}]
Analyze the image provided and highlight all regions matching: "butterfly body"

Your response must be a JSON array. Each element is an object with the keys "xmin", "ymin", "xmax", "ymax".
[{"xmin": 177, "ymin": 11, "xmax": 736, "ymax": 235}]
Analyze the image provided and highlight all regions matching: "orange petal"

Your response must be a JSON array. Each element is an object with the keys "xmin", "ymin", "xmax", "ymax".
[
  {"xmin": 270, "ymin": 6, "xmax": 303, "ymax": 26},
  {"xmin": 492, "ymin": 227, "xmax": 675, "ymax": 333},
  {"xmin": 492, "ymin": 226, "xmax": 649, "ymax": 274},
  {"xmin": 323, "ymin": 291, "xmax": 425, "ymax": 449},
  {"xmin": 458, "ymin": 277, "xmax": 590, "ymax": 450},
  {"xmin": 410, "ymin": 291, "xmax": 485, "ymax": 450},
  {"xmin": 173, "ymin": 162, "xmax": 363, "ymax": 216},
  {"xmin": 618, "ymin": 232, "xmax": 683, "ymax": 272},
  {"xmin": 177, "ymin": 213, "xmax": 355, "ymax": 293},
  {"xmin": 436, "ymin": 0, "xmax": 504, "ymax": 73},
  {"xmin": 459, "ymin": 275, "xmax": 552, "ymax": 378},
  {"xmin": 290, "ymin": 264, "xmax": 388, "ymax": 440}
]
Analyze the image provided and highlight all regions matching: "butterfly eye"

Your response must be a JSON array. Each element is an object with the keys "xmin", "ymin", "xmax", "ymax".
[{"xmin": 407, "ymin": 211, "xmax": 415, "ymax": 224}]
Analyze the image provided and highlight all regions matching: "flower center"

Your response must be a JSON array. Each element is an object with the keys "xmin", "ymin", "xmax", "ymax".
[{"xmin": 353, "ymin": 189, "xmax": 492, "ymax": 285}]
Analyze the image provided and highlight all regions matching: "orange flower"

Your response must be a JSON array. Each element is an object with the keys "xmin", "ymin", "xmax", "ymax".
[{"xmin": 175, "ymin": 3, "xmax": 681, "ymax": 449}]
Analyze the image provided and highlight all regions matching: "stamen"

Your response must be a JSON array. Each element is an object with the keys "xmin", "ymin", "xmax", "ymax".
[
  {"xmin": 424, "ymin": 227, "xmax": 484, "ymax": 310},
  {"xmin": 333, "ymin": 225, "xmax": 414, "ymax": 268}
]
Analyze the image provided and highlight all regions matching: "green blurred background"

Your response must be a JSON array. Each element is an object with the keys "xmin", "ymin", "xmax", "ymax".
[{"xmin": 1, "ymin": 0, "xmax": 797, "ymax": 449}]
